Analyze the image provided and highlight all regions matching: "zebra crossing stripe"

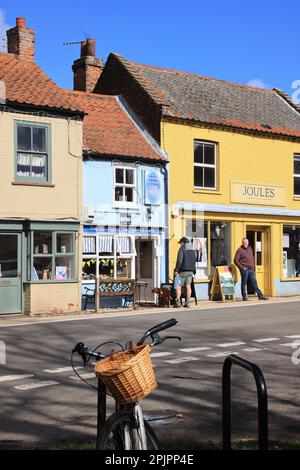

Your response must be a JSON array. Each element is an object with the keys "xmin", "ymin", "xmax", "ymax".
[
  {"xmin": 14, "ymin": 380, "xmax": 59, "ymax": 390},
  {"xmin": 179, "ymin": 347, "xmax": 211, "ymax": 352},
  {"xmin": 242, "ymin": 348, "xmax": 266, "ymax": 352},
  {"xmin": 207, "ymin": 351, "xmax": 239, "ymax": 358},
  {"xmin": 0, "ymin": 374, "xmax": 34, "ymax": 383},
  {"xmin": 69, "ymin": 373, "xmax": 96, "ymax": 381},
  {"xmin": 217, "ymin": 342, "xmax": 245, "ymax": 348},
  {"xmin": 151, "ymin": 352, "xmax": 174, "ymax": 357},
  {"xmin": 284, "ymin": 335, "xmax": 300, "ymax": 339},
  {"xmin": 164, "ymin": 356, "xmax": 199, "ymax": 364},
  {"xmin": 254, "ymin": 338, "xmax": 279, "ymax": 343},
  {"xmin": 44, "ymin": 366, "xmax": 83, "ymax": 374}
]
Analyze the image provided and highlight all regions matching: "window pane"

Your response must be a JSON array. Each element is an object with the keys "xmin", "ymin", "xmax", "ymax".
[
  {"xmin": 294, "ymin": 176, "xmax": 300, "ymax": 195},
  {"xmin": 126, "ymin": 169, "xmax": 134, "ymax": 184},
  {"xmin": 125, "ymin": 187, "xmax": 133, "ymax": 202},
  {"xmin": 115, "ymin": 186, "xmax": 123, "ymax": 201},
  {"xmin": 17, "ymin": 125, "xmax": 31, "ymax": 151},
  {"xmin": 83, "ymin": 236, "xmax": 96, "ymax": 254},
  {"xmin": 204, "ymin": 144, "xmax": 215, "ymax": 164},
  {"xmin": 99, "ymin": 258, "xmax": 114, "ymax": 279},
  {"xmin": 17, "ymin": 153, "xmax": 31, "ymax": 176},
  {"xmin": 283, "ymin": 225, "xmax": 300, "ymax": 278},
  {"xmin": 31, "ymin": 155, "xmax": 46, "ymax": 178},
  {"xmin": 294, "ymin": 156, "xmax": 300, "ymax": 175},
  {"xmin": 117, "ymin": 258, "xmax": 131, "ymax": 279},
  {"xmin": 57, "ymin": 233, "xmax": 73, "ymax": 253},
  {"xmin": 116, "ymin": 236, "xmax": 132, "ymax": 254},
  {"xmin": 186, "ymin": 221, "xmax": 208, "ymax": 280},
  {"xmin": 33, "ymin": 257, "xmax": 52, "ymax": 280},
  {"xmin": 34, "ymin": 232, "xmax": 52, "ymax": 254},
  {"xmin": 194, "ymin": 166, "xmax": 203, "ymax": 187},
  {"xmin": 82, "ymin": 258, "xmax": 96, "ymax": 279},
  {"xmin": 99, "ymin": 236, "xmax": 114, "ymax": 255},
  {"xmin": 204, "ymin": 167, "xmax": 215, "ymax": 188},
  {"xmin": 115, "ymin": 168, "xmax": 124, "ymax": 184},
  {"xmin": 55, "ymin": 257, "xmax": 73, "ymax": 280},
  {"xmin": 0, "ymin": 234, "xmax": 18, "ymax": 278},
  {"xmin": 194, "ymin": 142, "xmax": 204, "ymax": 163},
  {"xmin": 33, "ymin": 127, "xmax": 46, "ymax": 152}
]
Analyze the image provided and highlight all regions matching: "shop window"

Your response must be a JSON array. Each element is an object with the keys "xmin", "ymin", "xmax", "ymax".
[
  {"xmin": 82, "ymin": 258, "xmax": 96, "ymax": 280},
  {"xmin": 99, "ymin": 258, "xmax": 115, "ymax": 279},
  {"xmin": 282, "ymin": 225, "xmax": 300, "ymax": 278},
  {"xmin": 186, "ymin": 220, "xmax": 231, "ymax": 280},
  {"xmin": 15, "ymin": 121, "xmax": 50, "ymax": 183},
  {"xmin": 31, "ymin": 231, "xmax": 76, "ymax": 281},
  {"xmin": 294, "ymin": 155, "xmax": 300, "ymax": 196},
  {"xmin": 194, "ymin": 140, "xmax": 216, "ymax": 189},
  {"xmin": 114, "ymin": 166, "xmax": 136, "ymax": 205},
  {"xmin": 117, "ymin": 259, "xmax": 132, "ymax": 279}
]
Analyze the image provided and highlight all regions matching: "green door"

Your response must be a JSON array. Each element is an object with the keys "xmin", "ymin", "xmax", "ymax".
[{"xmin": 0, "ymin": 233, "xmax": 22, "ymax": 314}]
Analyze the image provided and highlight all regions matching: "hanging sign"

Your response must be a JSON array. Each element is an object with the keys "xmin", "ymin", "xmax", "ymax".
[{"xmin": 144, "ymin": 171, "xmax": 161, "ymax": 205}]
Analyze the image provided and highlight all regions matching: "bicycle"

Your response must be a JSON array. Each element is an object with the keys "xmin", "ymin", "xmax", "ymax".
[{"xmin": 71, "ymin": 318, "xmax": 181, "ymax": 450}]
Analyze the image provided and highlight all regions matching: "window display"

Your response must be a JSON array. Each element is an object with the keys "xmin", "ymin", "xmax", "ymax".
[{"xmin": 282, "ymin": 225, "xmax": 300, "ymax": 278}]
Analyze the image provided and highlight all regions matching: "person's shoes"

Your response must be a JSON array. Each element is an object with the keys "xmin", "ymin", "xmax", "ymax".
[
  {"xmin": 184, "ymin": 300, "xmax": 190, "ymax": 308},
  {"xmin": 173, "ymin": 299, "xmax": 181, "ymax": 308},
  {"xmin": 259, "ymin": 296, "xmax": 269, "ymax": 300},
  {"xmin": 242, "ymin": 297, "xmax": 248, "ymax": 301}
]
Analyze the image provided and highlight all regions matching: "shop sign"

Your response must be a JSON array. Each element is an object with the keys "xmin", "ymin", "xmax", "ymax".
[
  {"xmin": 231, "ymin": 181, "xmax": 286, "ymax": 206},
  {"xmin": 144, "ymin": 171, "xmax": 161, "ymax": 205}
]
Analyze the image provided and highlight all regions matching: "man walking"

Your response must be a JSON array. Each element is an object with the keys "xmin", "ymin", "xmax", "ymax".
[
  {"xmin": 234, "ymin": 237, "xmax": 268, "ymax": 301},
  {"xmin": 174, "ymin": 237, "xmax": 196, "ymax": 308}
]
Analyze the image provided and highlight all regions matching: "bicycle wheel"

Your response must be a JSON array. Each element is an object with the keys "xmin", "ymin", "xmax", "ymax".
[{"xmin": 97, "ymin": 409, "xmax": 160, "ymax": 450}]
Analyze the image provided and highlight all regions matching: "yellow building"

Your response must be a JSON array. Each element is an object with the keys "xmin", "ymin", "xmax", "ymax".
[
  {"xmin": 97, "ymin": 54, "xmax": 300, "ymax": 299},
  {"xmin": 0, "ymin": 18, "xmax": 83, "ymax": 314}
]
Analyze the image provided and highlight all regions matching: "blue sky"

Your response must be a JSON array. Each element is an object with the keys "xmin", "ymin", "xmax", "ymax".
[{"xmin": 0, "ymin": 0, "xmax": 299, "ymax": 98}]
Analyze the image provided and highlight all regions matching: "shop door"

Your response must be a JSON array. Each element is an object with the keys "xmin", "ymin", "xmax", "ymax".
[
  {"xmin": 246, "ymin": 228, "xmax": 270, "ymax": 296},
  {"xmin": 0, "ymin": 233, "xmax": 22, "ymax": 314},
  {"xmin": 136, "ymin": 239, "xmax": 154, "ymax": 302}
]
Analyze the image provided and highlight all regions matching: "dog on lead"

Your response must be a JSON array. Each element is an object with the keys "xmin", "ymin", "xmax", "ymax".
[{"xmin": 152, "ymin": 287, "xmax": 172, "ymax": 308}]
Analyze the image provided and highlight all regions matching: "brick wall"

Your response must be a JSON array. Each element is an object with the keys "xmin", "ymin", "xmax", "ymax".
[
  {"xmin": 7, "ymin": 23, "xmax": 35, "ymax": 62},
  {"xmin": 95, "ymin": 55, "xmax": 162, "ymax": 144},
  {"xmin": 24, "ymin": 283, "xmax": 80, "ymax": 316},
  {"xmin": 73, "ymin": 56, "xmax": 103, "ymax": 93}
]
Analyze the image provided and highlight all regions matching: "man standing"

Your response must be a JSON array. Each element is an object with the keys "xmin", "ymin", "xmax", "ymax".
[
  {"xmin": 234, "ymin": 237, "xmax": 268, "ymax": 301},
  {"xmin": 174, "ymin": 237, "xmax": 196, "ymax": 308}
]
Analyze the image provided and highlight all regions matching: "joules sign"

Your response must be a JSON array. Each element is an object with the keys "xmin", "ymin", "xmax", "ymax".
[{"xmin": 231, "ymin": 181, "xmax": 286, "ymax": 206}]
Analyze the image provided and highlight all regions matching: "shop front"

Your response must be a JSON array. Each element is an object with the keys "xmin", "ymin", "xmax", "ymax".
[{"xmin": 174, "ymin": 201, "xmax": 300, "ymax": 300}]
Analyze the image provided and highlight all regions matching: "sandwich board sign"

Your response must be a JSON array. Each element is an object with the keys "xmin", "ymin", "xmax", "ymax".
[{"xmin": 210, "ymin": 266, "xmax": 235, "ymax": 302}]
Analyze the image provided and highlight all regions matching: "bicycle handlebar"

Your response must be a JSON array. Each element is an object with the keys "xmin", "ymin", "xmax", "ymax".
[{"xmin": 137, "ymin": 318, "xmax": 178, "ymax": 345}]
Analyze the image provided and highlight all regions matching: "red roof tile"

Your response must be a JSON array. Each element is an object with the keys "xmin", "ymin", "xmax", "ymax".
[
  {"xmin": 0, "ymin": 53, "xmax": 83, "ymax": 114},
  {"xmin": 66, "ymin": 90, "xmax": 163, "ymax": 160}
]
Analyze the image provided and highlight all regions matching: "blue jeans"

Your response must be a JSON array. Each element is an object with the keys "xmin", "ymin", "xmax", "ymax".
[{"xmin": 240, "ymin": 268, "xmax": 263, "ymax": 299}]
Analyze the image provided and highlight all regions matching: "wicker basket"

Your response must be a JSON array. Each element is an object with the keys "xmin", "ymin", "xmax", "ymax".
[{"xmin": 94, "ymin": 344, "xmax": 157, "ymax": 404}]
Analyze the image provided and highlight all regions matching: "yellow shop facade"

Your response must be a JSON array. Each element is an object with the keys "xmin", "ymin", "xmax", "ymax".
[{"xmin": 95, "ymin": 52, "xmax": 300, "ymax": 299}]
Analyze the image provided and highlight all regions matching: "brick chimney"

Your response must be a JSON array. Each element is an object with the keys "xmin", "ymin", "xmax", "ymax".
[
  {"xmin": 72, "ymin": 39, "xmax": 104, "ymax": 93},
  {"xmin": 6, "ymin": 17, "xmax": 35, "ymax": 62}
]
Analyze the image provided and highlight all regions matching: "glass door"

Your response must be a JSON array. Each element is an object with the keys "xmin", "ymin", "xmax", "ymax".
[{"xmin": 0, "ymin": 234, "xmax": 22, "ymax": 314}]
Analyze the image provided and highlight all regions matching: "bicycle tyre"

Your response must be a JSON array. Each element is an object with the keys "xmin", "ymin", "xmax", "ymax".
[{"xmin": 97, "ymin": 409, "xmax": 160, "ymax": 450}]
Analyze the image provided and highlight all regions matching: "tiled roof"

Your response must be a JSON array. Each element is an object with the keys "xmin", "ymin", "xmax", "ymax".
[
  {"xmin": 66, "ymin": 90, "xmax": 163, "ymax": 160},
  {"xmin": 110, "ymin": 53, "xmax": 300, "ymax": 138},
  {"xmin": 0, "ymin": 53, "xmax": 83, "ymax": 114}
]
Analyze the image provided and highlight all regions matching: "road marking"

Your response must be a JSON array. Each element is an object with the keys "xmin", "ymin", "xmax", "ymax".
[
  {"xmin": 207, "ymin": 351, "xmax": 239, "ymax": 358},
  {"xmin": 254, "ymin": 338, "xmax": 279, "ymax": 343},
  {"xmin": 0, "ymin": 374, "xmax": 34, "ymax": 383},
  {"xmin": 285, "ymin": 335, "xmax": 300, "ymax": 338},
  {"xmin": 242, "ymin": 348, "xmax": 267, "ymax": 352},
  {"xmin": 278, "ymin": 343, "xmax": 298, "ymax": 347},
  {"xmin": 178, "ymin": 347, "xmax": 211, "ymax": 352},
  {"xmin": 69, "ymin": 373, "xmax": 96, "ymax": 381},
  {"xmin": 164, "ymin": 356, "xmax": 199, "ymax": 364},
  {"xmin": 151, "ymin": 352, "xmax": 174, "ymax": 357},
  {"xmin": 14, "ymin": 380, "xmax": 59, "ymax": 390},
  {"xmin": 44, "ymin": 366, "xmax": 83, "ymax": 374},
  {"xmin": 217, "ymin": 342, "xmax": 245, "ymax": 347}
]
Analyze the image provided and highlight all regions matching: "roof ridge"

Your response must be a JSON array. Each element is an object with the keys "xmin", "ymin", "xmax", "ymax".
[
  {"xmin": 127, "ymin": 59, "xmax": 275, "ymax": 93},
  {"xmin": 65, "ymin": 89, "xmax": 116, "ymax": 100}
]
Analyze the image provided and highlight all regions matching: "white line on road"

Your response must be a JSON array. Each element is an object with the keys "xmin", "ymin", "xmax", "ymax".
[
  {"xmin": 178, "ymin": 347, "xmax": 211, "ymax": 352},
  {"xmin": 254, "ymin": 338, "xmax": 279, "ymax": 343},
  {"xmin": 207, "ymin": 351, "xmax": 239, "ymax": 358},
  {"xmin": 217, "ymin": 342, "xmax": 245, "ymax": 347},
  {"xmin": 285, "ymin": 335, "xmax": 300, "ymax": 338},
  {"xmin": 44, "ymin": 366, "xmax": 83, "ymax": 374},
  {"xmin": 151, "ymin": 352, "xmax": 174, "ymax": 357},
  {"xmin": 0, "ymin": 374, "xmax": 34, "ymax": 383},
  {"xmin": 242, "ymin": 348, "xmax": 267, "ymax": 352},
  {"xmin": 14, "ymin": 380, "xmax": 59, "ymax": 390},
  {"xmin": 164, "ymin": 356, "xmax": 199, "ymax": 364},
  {"xmin": 278, "ymin": 343, "xmax": 298, "ymax": 347},
  {"xmin": 69, "ymin": 373, "xmax": 96, "ymax": 381}
]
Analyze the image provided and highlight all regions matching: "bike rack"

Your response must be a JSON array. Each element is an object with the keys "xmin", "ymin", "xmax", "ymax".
[
  {"xmin": 96, "ymin": 378, "xmax": 107, "ymax": 450},
  {"xmin": 222, "ymin": 354, "xmax": 268, "ymax": 450}
]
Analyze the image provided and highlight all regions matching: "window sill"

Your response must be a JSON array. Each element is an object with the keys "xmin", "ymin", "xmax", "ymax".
[
  {"xmin": 24, "ymin": 280, "xmax": 78, "ymax": 284},
  {"xmin": 293, "ymin": 196, "xmax": 300, "ymax": 201},
  {"xmin": 113, "ymin": 203, "xmax": 139, "ymax": 210},
  {"xmin": 193, "ymin": 188, "xmax": 221, "ymax": 195},
  {"xmin": 12, "ymin": 181, "xmax": 55, "ymax": 188},
  {"xmin": 193, "ymin": 279, "xmax": 210, "ymax": 283},
  {"xmin": 280, "ymin": 277, "xmax": 300, "ymax": 282}
]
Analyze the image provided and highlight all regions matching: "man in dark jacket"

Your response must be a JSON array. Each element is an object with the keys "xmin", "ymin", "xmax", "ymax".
[
  {"xmin": 174, "ymin": 237, "xmax": 196, "ymax": 308},
  {"xmin": 234, "ymin": 237, "xmax": 268, "ymax": 301}
]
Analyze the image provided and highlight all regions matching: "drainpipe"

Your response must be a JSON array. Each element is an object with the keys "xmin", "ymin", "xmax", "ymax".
[{"xmin": 160, "ymin": 162, "xmax": 169, "ymax": 282}]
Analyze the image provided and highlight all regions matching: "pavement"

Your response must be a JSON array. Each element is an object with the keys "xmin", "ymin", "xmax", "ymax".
[{"xmin": 0, "ymin": 297, "xmax": 300, "ymax": 449}]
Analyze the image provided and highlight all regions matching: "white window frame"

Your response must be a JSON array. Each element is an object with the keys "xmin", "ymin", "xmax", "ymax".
[
  {"xmin": 113, "ymin": 165, "xmax": 137, "ymax": 208},
  {"xmin": 294, "ymin": 154, "xmax": 300, "ymax": 196},
  {"xmin": 194, "ymin": 141, "xmax": 217, "ymax": 190}
]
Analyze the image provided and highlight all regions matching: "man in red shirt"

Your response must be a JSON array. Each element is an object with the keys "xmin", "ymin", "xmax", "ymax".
[{"xmin": 234, "ymin": 237, "xmax": 268, "ymax": 301}]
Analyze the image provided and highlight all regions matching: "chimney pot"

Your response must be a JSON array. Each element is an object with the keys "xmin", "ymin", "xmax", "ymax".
[
  {"xmin": 73, "ymin": 38, "xmax": 103, "ymax": 92},
  {"xmin": 86, "ymin": 39, "xmax": 95, "ymax": 57},
  {"xmin": 16, "ymin": 17, "xmax": 26, "ymax": 28},
  {"xmin": 80, "ymin": 40, "xmax": 87, "ymax": 58}
]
